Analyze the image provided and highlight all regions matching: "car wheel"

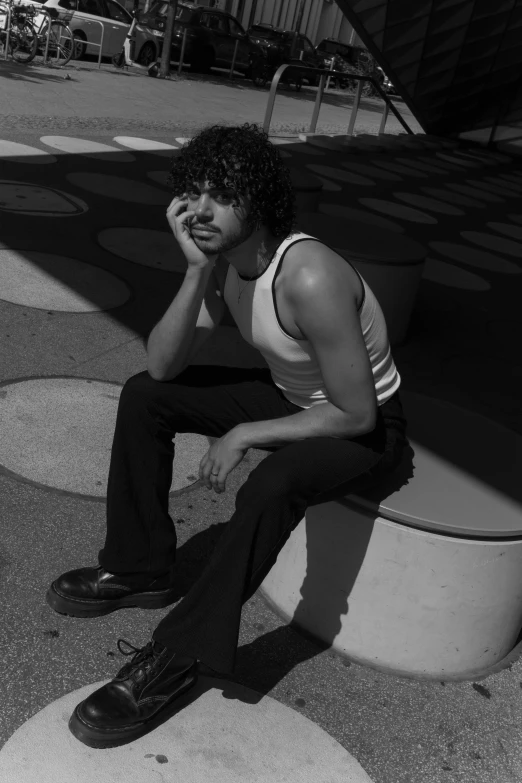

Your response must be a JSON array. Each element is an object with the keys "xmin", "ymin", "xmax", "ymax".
[
  {"xmin": 71, "ymin": 30, "xmax": 86, "ymax": 60},
  {"xmin": 190, "ymin": 45, "xmax": 214, "ymax": 74},
  {"xmin": 137, "ymin": 41, "xmax": 156, "ymax": 67}
]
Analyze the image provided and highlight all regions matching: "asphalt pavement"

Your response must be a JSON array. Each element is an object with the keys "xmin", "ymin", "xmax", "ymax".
[{"xmin": 0, "ymin": 55, "xmax": 521, "ymax": 783}]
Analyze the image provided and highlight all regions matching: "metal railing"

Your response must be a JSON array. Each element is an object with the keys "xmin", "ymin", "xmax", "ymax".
[
  {"xmin": 262, "ymin": 63, "xmax": 413, "ymax": 138},
  {"xmin": 76, "ymin": 17, "xmax": 104, "ymax": 67}
]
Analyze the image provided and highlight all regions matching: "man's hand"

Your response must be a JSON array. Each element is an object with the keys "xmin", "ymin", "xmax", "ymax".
[
  {"xmin": 199, "ymin": 427, "xmax": 248, "ymax": 494},
  {"xmin": 166, "ymin": 195, "xmax": 216, "ymax": 269}
]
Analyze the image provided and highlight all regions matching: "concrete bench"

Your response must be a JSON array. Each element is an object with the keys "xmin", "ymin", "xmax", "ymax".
[
  {"xmin": 261, "ymin": 392, "xmax": 522, "ymax": 679},
  {"xmin": 296, "ymin": 212, "xmax": 427, "ymax": 345}
]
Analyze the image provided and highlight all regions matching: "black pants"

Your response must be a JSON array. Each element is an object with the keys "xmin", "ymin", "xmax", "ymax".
[{"xmin": 99, "ymin": 366, "xmax": 407, "ymax": 673}]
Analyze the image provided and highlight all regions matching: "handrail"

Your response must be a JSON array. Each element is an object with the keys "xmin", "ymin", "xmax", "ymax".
[{"xmin": 262, "ymin": 62, "xmax": 413, "ymax": 138}]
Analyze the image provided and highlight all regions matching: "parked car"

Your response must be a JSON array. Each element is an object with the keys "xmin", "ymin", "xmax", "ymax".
[
  {"xmin": 315, "ymin": 37, "xmax": 395, "ymax": 95},
  {"xmin": 134, "ymin": 1, "xmax": 252, "ymax": 74},
  {"xmin": 247, "ymin": 25, "xmax": 323, "ymax": 88},
  {"xmin": 25, "ymin": 0, "xmax": 132, "ymax": 58}
]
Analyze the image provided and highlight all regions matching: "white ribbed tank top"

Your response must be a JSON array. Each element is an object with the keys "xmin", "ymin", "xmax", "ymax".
[{"xmin": 223, "ymin": 232, "xmax": 400, "ymax": 409}]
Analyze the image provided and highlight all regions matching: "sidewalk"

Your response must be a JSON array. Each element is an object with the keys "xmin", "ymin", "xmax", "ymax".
[
  {"xmin": 0, "ymin": 69, "xmax": 520, "ymax": 782},
  {"xmin": 0, "ymin": 56, "xmax": 422, "ymax": 137}
]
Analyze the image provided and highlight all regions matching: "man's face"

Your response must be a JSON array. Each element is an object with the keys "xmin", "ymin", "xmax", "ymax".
[{"xmin": 185, "ymin": 181, "xmax": 254, "ymax": 255}]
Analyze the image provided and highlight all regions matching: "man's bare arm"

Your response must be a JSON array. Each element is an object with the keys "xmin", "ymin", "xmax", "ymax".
[{"xmin": 232, "ymin": 243, "xmax": 377, "ymax": 447}]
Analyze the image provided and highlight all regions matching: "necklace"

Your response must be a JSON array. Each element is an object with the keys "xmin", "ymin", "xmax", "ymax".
[{"xmin": 236, "ymin": 257, "xmax": 272, "ymax": 303}]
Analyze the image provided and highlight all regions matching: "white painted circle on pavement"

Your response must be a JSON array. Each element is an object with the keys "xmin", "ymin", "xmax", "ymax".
[
  {"xmin": 394, "ymin": 192, "xmax": 464, "ymax": 216},
  {"xmin": 284, "ymin": 144, "xmax": 326, "ymax": 156},
  {"xmin": 359, "ymin": 198, "xmax": 438, "ymax": 224},
  {"xmin": 0, "ymin": 677, "xmax": 374, "ymax": 783},
  {"xmin": 485, "ymin": 176, "xmax": 522, "ymax": 192},
  {"xmin": 0, "ymin": 140, "xmax": 56, "ymax": 164},
  {"xmin": 488, "ymin": 221, "xmax": 522, "ymax": 241},
  {"xmin": 40, "ymin": 136, "xmax": 135, "ymax": 162},
  {"xmin": 307, "ymin": 164, "xmax": 375, "ymax": 186},
  {"xmin": 420, "ymin": 187, "xmax": 486, "ymax": 209},
  {"xmin": 423, "ymin": 257, "xmax": 490, "ymax": 291},
  {"xmin": 0, "ymin": 379, "xmax": 210, "ymax": 497},
  {"xmin": 465, "ymin": 179, "xmax": 519, "ymax": 198},
  {"xmin": 0, "ymin": 250, "xmax": 130, "ymax": 311},
  {"xmin": 319, "ymin": 202, "xmax": 404, "ymax": 233},
  {"xmin": 429, "ymin": 241, "xmax": 521, "ymax": 274},
  {"xmin": 372, "ymin": 160, "xmax": 428, "ymax": 178},
  {"xmin": 395, "ymin": 157, "xmax": 447, "ymax": 175},
  {"xmin": 461, "ymin": 230, "xmax": 522, "ymax": 258},
  {"xmin": 98, "ymin": 227, "xmax": 186, "ymax": 272},
  {"xmin": 435, "ymin": 152, "xmax": 480, "ymax": 168},
  {"xmin": 340, "ymin": 160, "xmax": 402, "ymax": 181},
  {"xmin": 0, "ymin": 181, "xmax": 88, "ymax": 216},
  {"xmin": 66, "ymin": 173, "xmax": 169, "ymax": 205},
  {"xmin": 113, "ymin": 136, "xmax": 180, "ymax": 155},
  {"xmin": 147, "ymin": 170, "xmax": 170, "ymax": 188},
  {"xmin": 447, "ymin": 183, "xmax": 504, "ymax": 203}
]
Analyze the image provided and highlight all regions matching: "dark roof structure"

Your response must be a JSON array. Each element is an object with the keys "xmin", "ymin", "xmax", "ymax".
[{"xmin": 335, "ymin": 0, "xmax": 522, "ymax": 143}]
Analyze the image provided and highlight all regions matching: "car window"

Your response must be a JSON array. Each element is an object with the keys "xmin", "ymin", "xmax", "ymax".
[
  {"xmin": 228, "ymin": 18, "xmax": 245, "ymax": 37},
  {"xmin": 105, "ymin": 0, "xmax": 130, "ymax": 23},
  {"xmin": 215, "ymin": 15, "xmax": 229, "ymax": 33},
  {"xmin": 78, "ymin": 0, "xmax": 106, "ymax": 16},
  {"xmin": 59, "ymin": 0, "xmax": 79, "ymax": 9},
  {"xmin": 302, "ymin": 37, "xmax": 314, "ymax": 55}
]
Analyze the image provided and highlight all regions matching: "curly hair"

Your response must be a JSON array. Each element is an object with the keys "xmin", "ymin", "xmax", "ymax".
[{"xmin": 168, "ymin": 124, "xmax": 296, "ymax": 237}]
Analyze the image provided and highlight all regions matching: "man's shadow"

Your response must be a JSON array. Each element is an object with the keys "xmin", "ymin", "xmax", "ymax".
[{"xmin": 171, "ymin": 443, "xmax": 415, "ymax": 699}]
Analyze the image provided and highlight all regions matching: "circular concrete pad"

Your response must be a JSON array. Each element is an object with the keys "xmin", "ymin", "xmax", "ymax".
[
  {"xmin": 423, "ymin": 257, "xmax": 490, "ymax": 291},
  {"xmin": 0, "ymin": 677, "xmax": 373, "ymax": 783},
  {"xmin": 461, "ymin": 230, "xmax": 522, "ymax": 258},
  {"xmin": 98, "ymin": 227, "xmax": 186, "ymax": 272},
  {"xmin": 40, "ymin": 136, "xmax": 135, "ymax": 162},
  {"xmin": 488, "ymin": 221, "xmax": 522, "ymax": 241},
  {"xmin": 66, "ymin": 173, "xmax": 169, "ymax": 205},
  {"xmin": 358, "ymin": 198, "xmax": 438, "ymax": 224},
  {"xmin": 0, "ymin": 250, "xmax": 130, "ymax": 311},
  {"xmin": 318, "ymin": 202, "xmax": 405, "ymax": 233},
  {"xmin": 307, "ymin": 164, "xmax": 375, "ymax": 187},
  {"xmin": 394, "ymin": 192, "xmax": 464, "ymax": 215},
  {"xmin": 147, "ymin": 170, "xmax": 170, "ymax": 188},
  {"xmin": 429, "ymin": 241, "xmax": 521, "ymax": 274},
  {"xmin": 113, "ymin": 136, "xmax": 180, "ymax": 156},
  {"xmin": 0, "ymin": 379, "xmax": 209, "ymax": 497},
  {"xmin": 0, "ymin": 139, "xmax": 56, "ymax": 164},
  {"xmin": 0, "ymin": 181, "xmax": 88, "ymax": 216}
]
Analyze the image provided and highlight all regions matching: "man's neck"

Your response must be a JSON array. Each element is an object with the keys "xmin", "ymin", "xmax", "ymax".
[{"xmin": 223, "ymin": 229, "xmax": 284, "ymax": 278}]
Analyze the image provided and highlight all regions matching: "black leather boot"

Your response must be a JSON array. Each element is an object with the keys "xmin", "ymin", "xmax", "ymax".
[
  {"xmin": 69, "ymin": 639, "xmax": 198, "ymax": 748},
  {"xmin": 46, "ymin": 566, "xmax": 178, "ymax": 617}
]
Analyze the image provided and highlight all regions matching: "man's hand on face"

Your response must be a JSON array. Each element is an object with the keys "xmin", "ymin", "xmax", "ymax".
[
  {"xmin": 199, "ymin": 427, "xmax": 248, "ymax": 494},
  {"xmin": 166, "ymin": 194, "xmax": 217, "ymax": 269}
]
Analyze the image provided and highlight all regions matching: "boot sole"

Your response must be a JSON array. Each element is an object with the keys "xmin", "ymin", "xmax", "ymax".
[
  {"xmin": 68, "ymin": 673, "xmax": 197, "ymax": 748},
  {"xmin": 46, "ymin": 583, "xmax": 179, "ymax": 618}
]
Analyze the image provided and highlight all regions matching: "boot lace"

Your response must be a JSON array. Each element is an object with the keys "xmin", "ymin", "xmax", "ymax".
[{"xmin": 114, "ymin": 639, "xmax": 161, "ymax": 682}]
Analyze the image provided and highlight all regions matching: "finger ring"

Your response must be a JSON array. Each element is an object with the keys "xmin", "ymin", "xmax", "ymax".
[{"xmin": 211, "ymin": 471, "xmax": 219, "ymax": 476}]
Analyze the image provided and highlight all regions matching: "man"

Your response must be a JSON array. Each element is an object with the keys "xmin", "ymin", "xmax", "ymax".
[{"xmin": 47, "ymin": 124, "xmax": 407, "ymax": 748}]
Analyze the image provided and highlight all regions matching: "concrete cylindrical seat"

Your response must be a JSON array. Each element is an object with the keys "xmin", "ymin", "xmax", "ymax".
[
  {"xmin": 288, "ymin": 167, "xmax": 323, "ymax": 212},
  {"xmin": 296, "ymin": 212, "xmax": 427, "ymax": 344},
  {"xmin": 261, "ymin": 393, "xmax": 522, "ymax": 679}
]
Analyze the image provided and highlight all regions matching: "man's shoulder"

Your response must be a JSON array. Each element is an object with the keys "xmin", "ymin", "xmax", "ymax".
[{"xmin": 282, "ymin": 237, "xmax": 360, "ymax": 304}]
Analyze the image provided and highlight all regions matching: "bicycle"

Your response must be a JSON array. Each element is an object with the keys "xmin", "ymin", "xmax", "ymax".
[
  {"xmin": 0, "ymin": 0, "xmax": 38, "ymax": 63},
  {"xmin": 32, "ymin": 5, "xmax": 76, "ymax": 66}
]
